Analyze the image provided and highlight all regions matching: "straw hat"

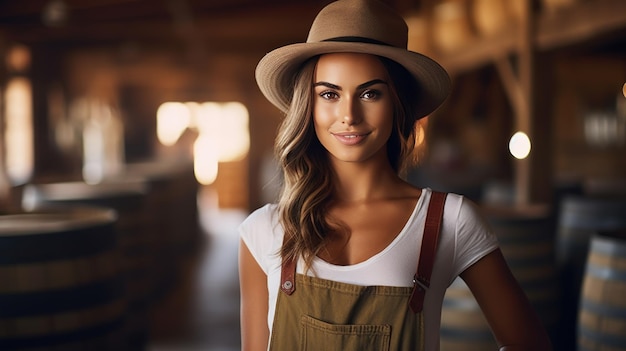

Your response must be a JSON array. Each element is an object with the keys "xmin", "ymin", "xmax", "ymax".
[{"xmin": 255, "ymin": 0, "xmax": 451, "ymax": 119}]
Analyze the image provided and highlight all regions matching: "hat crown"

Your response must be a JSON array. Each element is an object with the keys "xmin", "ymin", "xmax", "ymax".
[{"xmin": 307, "ymin": 0, "xmax": 408, "ymax": 48}]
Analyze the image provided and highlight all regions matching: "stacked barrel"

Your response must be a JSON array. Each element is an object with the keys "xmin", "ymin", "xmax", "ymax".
[
  {"xmin": 577, "ymin": 231, "xmax": 626, "ymax": 351},
  {"xmin": 11, "ymin": 159, "xmax": 200, "ymax": 350},
  {"xmin": 440, "ymin": 204, "xmax": 559, "ymax": 350},
  {"xmin": 0, "ymin": 207, "xmax": 125, "ymax": 350},
  {"xmin": 556, "ymin": 194, "xmax": 626, "ymax": 351}
]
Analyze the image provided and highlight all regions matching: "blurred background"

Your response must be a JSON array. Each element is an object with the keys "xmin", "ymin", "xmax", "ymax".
[{"xmin": 0, "ymin": 0, "xmax": 625, "ymax": 350}]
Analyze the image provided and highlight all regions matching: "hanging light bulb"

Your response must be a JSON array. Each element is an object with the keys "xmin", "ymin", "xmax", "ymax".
[{"xmin": 509, "ymin": 131, "xmax": 531, "ymax": 160}]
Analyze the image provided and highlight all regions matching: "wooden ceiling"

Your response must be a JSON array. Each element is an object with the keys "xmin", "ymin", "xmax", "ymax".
[
  {"xmin": 0, "ymin": 0, "xmax": 328, "ymax": 53},
  {"xmin": 0, "ymin": 0, "xmax": 417, "ymax": 52},
  {"xmin": 2, "ymin": 0, "xmax": 624, "ymax": 72}
]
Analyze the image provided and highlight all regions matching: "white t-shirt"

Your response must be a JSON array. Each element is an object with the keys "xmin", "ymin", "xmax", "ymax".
[{"xmin": 239, "ymin": 188, "xmax": 499, "ymax": 351}]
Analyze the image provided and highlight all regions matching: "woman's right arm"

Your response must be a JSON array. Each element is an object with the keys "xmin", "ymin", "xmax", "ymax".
[{"xmin": 239, "ymin": 239, "xmax": 270, "ymax": 351}]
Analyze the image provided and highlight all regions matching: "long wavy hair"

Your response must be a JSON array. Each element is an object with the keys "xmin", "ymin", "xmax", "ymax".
[{"xmin": 274, "ymin": 55, "xmax": 422, "ymax": 270}]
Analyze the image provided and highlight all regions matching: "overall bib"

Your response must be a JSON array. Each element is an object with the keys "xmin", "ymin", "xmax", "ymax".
[{"xmin": 269, "ymin": 192, "xmax": 447, "ymax": 351}]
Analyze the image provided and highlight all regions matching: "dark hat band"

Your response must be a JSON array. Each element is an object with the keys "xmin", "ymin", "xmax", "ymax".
[{"xmin": 322, "ymin": 36, "xmax": 391, "ymax": 47}]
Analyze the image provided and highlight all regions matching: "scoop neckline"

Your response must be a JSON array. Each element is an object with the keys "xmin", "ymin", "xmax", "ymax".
[{"xmin": 311, "ymin": 188, "xmax": 430, "ymax": 271}]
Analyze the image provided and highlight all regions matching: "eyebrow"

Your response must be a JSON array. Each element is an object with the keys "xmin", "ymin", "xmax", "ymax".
[{"xmin": 313, "ymin": 79, "xmax": 388, "ymax": 90}]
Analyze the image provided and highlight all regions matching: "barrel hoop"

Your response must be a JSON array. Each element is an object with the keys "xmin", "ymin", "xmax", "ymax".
[
  {"xmin": 0, "ymin": 225, "xmax": 116, "ymax": 264},
  {"xmin": 561, "ymin": 212, "xmax": 626, "ymax": 231},
  {"xmin": 0, "ymin": 315, "xmax": 125, "ymax": 349},
  {"xmin": 0, "ymin": 277, "xmax": 124, "ymax": 317},
  {"xmin": 590, "ymin": 237, "xmax": 626, "ymax": 257},
  {"xmin": 586, "ymin": 263, "xmax": 626, "ymax": 281},
  {"xmin": 580, "ymin": 298, "xmax": 626, "ymax": 319},
  {"xmin": 578, "ymin": 323, "xmax": 626, "ymax": 348},
  {"xmin": 0, "ymin": 250, "xmax": 120, "ymax": 294}
]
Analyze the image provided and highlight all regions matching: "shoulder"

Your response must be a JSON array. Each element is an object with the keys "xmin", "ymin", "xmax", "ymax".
[
  {"xmin": 437, "ymin": 192, "xmax": 499, "ymax": 277},
  {"xmin": 240, "ymin": 203, "xmax": 279, "ymax": 228},
  {"xmin": 239, "ymin": 204, "xmax": 278, "ymax": 231},
  {"xmin": 432, "ymin": 191, "xmax": 488, "ymax": 229},
  {"xmin": 238, "ymin": 203, "xmax": 281, "ymax": 248},
  {"xmin": 238, "ymin": 203, "xmax": 283, "ymax": 273}
]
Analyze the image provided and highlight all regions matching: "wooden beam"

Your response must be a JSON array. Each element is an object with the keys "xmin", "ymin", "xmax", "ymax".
[
  {"xmin": 515, "ymin": 0, "xmax": 533, "ymax": 205},
  {"xmin": 536, "ymin": 0, "xmax": 626, "ymax": 50},
  {"xmin": 494, "ymin": 56, "xmax": 526, "ymax": 123},
  {"xmin": 436, "ymin": 0, "xmax": 626, "ymax": 75}
]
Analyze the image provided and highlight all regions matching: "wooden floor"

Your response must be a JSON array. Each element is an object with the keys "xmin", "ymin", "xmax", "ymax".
[{"xmin": 148, "ymin": 189, "xmax": 245, "ymax": 351}]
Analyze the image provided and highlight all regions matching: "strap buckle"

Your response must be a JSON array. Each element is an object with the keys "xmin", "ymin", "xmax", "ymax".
[{"xmin": 413, "ymin": 275, "xmax": 430, "ymax": 291}]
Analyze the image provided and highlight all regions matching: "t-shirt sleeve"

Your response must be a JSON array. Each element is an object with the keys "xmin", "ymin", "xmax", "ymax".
[
  {"xmin": 451, "ymin": 196, "xmax": 499, "ymax": 279},
  {"xmin": 238, "ymin": 204, "xmax": 279, "ymax": 275}
]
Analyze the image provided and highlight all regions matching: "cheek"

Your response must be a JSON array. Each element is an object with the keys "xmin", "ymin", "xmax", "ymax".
[
  {"xmin": 373, "ymin": 105, "xmax": 394, "ymax": 136},
  {"xmin": 313, "ymin": 104, "xmax": 335, "ymax": 130},
  {"xmin": 313, "ymin": 112, "xmax": 327, "ymax": 141}
]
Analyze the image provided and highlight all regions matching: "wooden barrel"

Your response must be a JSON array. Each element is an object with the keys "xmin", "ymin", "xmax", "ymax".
[
  {"xmin": 0, "ymin": 207, "xmax": 125, "ymax": 350},
  {"xmin": 585, "ymin": 177, "xmax": 626, "ymax": 198},
  {"xmin": 120, "ymin": 160, "xmax": 200, "ymax": 303},
  {"xmin": 122, "ymin": 160, "xmax": 200, "ymax": 255},
  {"xmin": 441, "ymin": 204, "xmax": 559, "ymax": 350},
  {"xmin": 556, "ymin": 195, "xmax": 626, "ymax": 350},
  {"xmin": 578, "ymin": 233, "xmax": 626, "ymax": 351},
  {"xmin": 440, "ymin": 277, "xmax": 497, "ymax": 351},
  {"xmin": 557, "ymin": 196, "xmax": 626, "ymax": 274},
  {"xmin": 484, "ymin": 204, "xmax": 560, "ymax": 330},
  {"xmin": 21, "ymin": 180, "xmax": 152, "ymax": 350}
]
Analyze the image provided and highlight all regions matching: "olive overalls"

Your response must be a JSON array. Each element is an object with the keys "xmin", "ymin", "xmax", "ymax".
[{"xmin": 269, "ymin": 192, "xmax": 447, "ymax": 351}]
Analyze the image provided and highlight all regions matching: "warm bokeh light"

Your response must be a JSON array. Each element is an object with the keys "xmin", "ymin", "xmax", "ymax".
[
  {"xmin": 509, "ymin": 131, "xmax": 531, "ymax": 159},
  {"xmin": 157, "ymin": 101, "xmax": 250, "ymax": 185},
  {"xmin": 213, "ymin": 102, "xmax": 250, "ymax": 162},
  {"xmin": 4, "ymin": 77, "xmax": 34, "ymax": 185},
  {"xmin": 194, "ymin": 135, "xmax": 219, "ymax": 185},
  {"xmin": 82, "ymin": 101, "xmax": 125, "ymax": 184},
  {"xmin": 184, "ymin": 101, "xmax": 202, "ymax": 128},
  {"xmin": 157, "ymin": 102, "xmax": 191, "ymax": 146},
  {"xmin": 6, "ymin": 44, "xmax": 31, "ymax": 72}
]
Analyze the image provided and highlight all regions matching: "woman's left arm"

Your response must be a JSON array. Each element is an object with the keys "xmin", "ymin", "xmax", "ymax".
[{"xmin": 460, "ymin": 248, "xmax": 553, "ymax": 351}]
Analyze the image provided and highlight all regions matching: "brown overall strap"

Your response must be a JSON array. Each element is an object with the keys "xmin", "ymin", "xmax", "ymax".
[
  {"xmin": 280, "ymin": 256, "xmax": 296, "ymax": 295},
  {"xmin": 409, "ymin": 191, "xmax": 447, "ymax": 313},
  {"xmin": 280, "ymin": 190, "xmax": 448, "ymax": 301}
]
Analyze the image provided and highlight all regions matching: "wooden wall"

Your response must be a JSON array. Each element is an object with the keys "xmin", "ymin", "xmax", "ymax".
[{"xmin": 1, "ymin": 0, "xmax": 625, "ymax": 212}]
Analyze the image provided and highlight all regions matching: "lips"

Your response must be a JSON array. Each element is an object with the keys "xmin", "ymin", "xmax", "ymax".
[{"xmin": 331, "ymin": 132, "xmax": 369, "ymax": 146}]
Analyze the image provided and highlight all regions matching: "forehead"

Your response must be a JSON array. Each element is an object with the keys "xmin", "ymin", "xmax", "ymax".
[{"xmin": 314, "ymin": 53, "xmax": 388, "ymax": 81}]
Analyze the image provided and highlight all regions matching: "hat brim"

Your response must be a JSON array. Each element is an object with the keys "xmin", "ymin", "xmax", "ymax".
[{"xmin": 255, "ymin": 41, "xmax": 451, "ymax": 119}]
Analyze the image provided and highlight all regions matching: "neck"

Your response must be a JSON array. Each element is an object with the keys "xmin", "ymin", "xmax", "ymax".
[{"xmin": 330, "ymin": 159, "xmax": 405, "ymax": 203}]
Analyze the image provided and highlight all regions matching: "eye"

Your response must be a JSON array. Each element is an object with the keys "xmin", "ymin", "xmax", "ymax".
[
  {"xmin": 361, "ymin": 89, "xmax": 380, "ymax": 100},
  {"xmin": 319, "ymin": 90, "xmax": 339, "ymax": 100}
]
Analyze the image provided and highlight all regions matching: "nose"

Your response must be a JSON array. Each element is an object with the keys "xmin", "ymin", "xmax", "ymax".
[{"xmin": 340, "ymin": 98, "xmax": 362, "ymax": 125}]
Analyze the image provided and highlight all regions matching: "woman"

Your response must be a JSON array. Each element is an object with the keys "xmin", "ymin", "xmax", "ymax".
[{"xmin": 239, "ymin": 0, "xmax": 553, "ymax": 350}]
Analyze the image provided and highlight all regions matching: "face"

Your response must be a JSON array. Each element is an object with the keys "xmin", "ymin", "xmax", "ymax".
[{"xmin": 313, "ymin": 53, "xmax": 394, "ymax": 166}]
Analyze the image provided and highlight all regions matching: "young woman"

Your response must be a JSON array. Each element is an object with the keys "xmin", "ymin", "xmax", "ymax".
[{"xmin": 239, "ymin": 1, "xmax": 553, "ymax": 350}]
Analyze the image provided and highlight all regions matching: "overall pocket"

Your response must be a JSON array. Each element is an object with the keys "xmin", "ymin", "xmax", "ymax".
[{"xmin": 299, "ymin": 315, "xmax": 391, "ymax": 351}]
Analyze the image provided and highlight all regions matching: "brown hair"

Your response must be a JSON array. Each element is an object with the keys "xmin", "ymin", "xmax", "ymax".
[{"xmin": 274, "ymin": 55, "xmax": 422, "ymax": 270}]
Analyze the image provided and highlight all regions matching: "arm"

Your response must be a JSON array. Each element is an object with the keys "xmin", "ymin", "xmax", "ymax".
[
  {"xmin": 460, "ymin": 249, "xmax": 553, "ymax": 351},
  {"xmin": 239, "ymin": 239, "xmax": 270, "ymax": 351}
]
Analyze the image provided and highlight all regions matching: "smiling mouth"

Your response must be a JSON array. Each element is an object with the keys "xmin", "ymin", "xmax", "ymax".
[{"xmin": 332, "ymin": 132, "xmax": 369, "ymax": 145}]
